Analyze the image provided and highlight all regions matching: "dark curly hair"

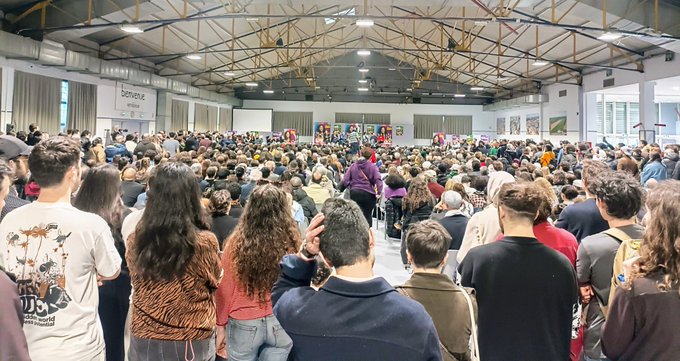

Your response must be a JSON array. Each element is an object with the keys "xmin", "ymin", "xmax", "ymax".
[
  {"xmin": 590, "ymin": 171, "xmax": 643, "ymax": 219},
  {"xmin": 227, "ymin": 184, "xmax": 299, "ymax": 304}
]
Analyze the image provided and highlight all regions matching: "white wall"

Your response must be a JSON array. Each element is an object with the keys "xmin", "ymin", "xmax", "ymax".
[
  {"xmin": 583, "ymin": 54, "xmax": 680, "ymax": 93},
  {"xmin": 242, "ymin": 99, "xmax": 496, "ymax": 146},
  {"xmin": 170, "ymin": 94, "xmax": 231, "ymax": 132}
]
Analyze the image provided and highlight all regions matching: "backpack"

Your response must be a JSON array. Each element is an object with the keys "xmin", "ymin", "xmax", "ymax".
[{"xmin": 602, "ymin": 227, "xmax": 642, "ymax": 317}]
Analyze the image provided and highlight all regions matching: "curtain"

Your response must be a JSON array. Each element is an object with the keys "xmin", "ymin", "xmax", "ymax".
[
  {"xmin": 12, "ymin": 71, "xmax": 61, "ymax": 135},
  {"xmin": 443, "ymin": 115, "xmax": 473, "ymax": 135},
  {"xmin": 171, "ymin": 99, "xmax": 188, "ymax": 131},
  {"xmin": 207, "ymin": 106, "xmax": 218, "ymax": 131},
  {"xmin": 363, "ymin": 113, "xmax": 391, "ymax": 124},
  {"xmin": 335, "ymin": 112, "xmax": 363, "ymax": 123},
  {"xmin": 414, "ymin": 114, "xmax": 444, "ymax": 139},
  {"xmin": 67, "ymin": 81, "xmax": 97, "ymax": 133},
  {"xmin": 219, "ymin": 107, "xmax": 232, "ymax": 132},
  {"xmin": 194, "ymin": 103, "xmax": 208, "ymax": 131},
  {"xmin": 273, "ymin": 111, "xmax": 313, "ymax": 136}
]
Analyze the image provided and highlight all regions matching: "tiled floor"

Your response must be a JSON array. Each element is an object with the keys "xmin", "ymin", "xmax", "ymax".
[{"xmin": 370, "ymin": 218, "xmax": 410, "ymax": 286}]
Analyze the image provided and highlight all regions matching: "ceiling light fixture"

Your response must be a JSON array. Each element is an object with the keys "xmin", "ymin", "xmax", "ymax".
[
  {"xmin": 474, "ymin": 20, "xmax": 488, "ymax": 26},
  {"xmin": 359, "ymin": 68, "xmax": 369, "ymax": 73},
  {"xmin": 673, "ymin": 86, "xmax": 680, "ymax": 91},
  {"xmin": 263, "ymin": 89, "xmax": 274, "ymax": 94},
  {"xmin": 598, "ymin": 31, "xmax": 623, "ymax": 41},
  {"xmin": 356, "ymin": 19, "xmax": 374, "ymax": 27},
  {"xmin": 315, "ymin": 86, "xmax": 321, "ymax": 89},
  {"xmin": 413, "ymin": 79, "xmax": 421, "ymax": 84},
  {"xmin": 454, "ymin": 94, "xmax": 466, "ymax": 98},
  {"xmin": 470, "ymin": 87, "xmax": 484, "ymax": 91},
  {"xmin": 185, "ymin": 54, "xmax": 202, "ymax": 60},
  {"xmin": 358, "ymin": 87, "xmax": 369, "ymax": 91},
  {"xmin": 245, "ymin": 82, "xmax": 258, "ymax": 87},
  {"xmin": 406, "ymin": 88, "xmax": 413, "ymax": 91},
  {"xmin": 358, "ymin": 79, "xmax": 368, "ymax": 83},
  {"xmin": 120, "ymin": 23, "xmax": 144, "ymax": 33},
  {"xmin": 245, "ymin": 17, "xmax": 259, "ymax": 22},
  {"xmin": 532, "ymin": 60, "xmax": 549, "ymax": 66},
  {"xmin": 388, "ymin": 67, "xmax": 396, "ymax": 71},
  {"xmin": 357, "ymin": 50, "xmax": 371, "ymax": 56},
  {"xmin": 497, "ymin": 76, "xmax": 509, "ymax": 82},
  {"xmin": 224, "ymin": 72, "xmax": 235, "ymax": 76}
]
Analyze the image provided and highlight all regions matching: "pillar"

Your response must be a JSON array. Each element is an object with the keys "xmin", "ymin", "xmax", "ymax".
[
  {"xmin": 582, "ymin": 92, "xmax": 599, "ymax": 144},
  {"xmin": 639, "ymin": 81, "xmax": 657, "ymax": 144},
  {"xmin": 155, "ymin": 91, "xmax": 172, "ymax": 132}
]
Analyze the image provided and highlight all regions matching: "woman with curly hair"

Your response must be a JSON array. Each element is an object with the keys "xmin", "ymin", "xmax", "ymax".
[
  {"xmin": 400, "ymin": 176, "xmax": 435, "ymax": 266},
  {"xmin": 209, "ymin": 190, "xmax": 238, "ymax": 249},
  {"xmin": 215, "ymin": 184, "xmax": 299, "ymax": 360},
  {"xmin": 602, "ymin": 180, "xmax": 680, "ymax": 361}
]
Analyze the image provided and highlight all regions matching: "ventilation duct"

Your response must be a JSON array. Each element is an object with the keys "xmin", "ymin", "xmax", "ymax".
[
  {"xmin": 64, "ymin": 51, "xmax": 101, "ymax": 74},
  {"xmin": 100, "ymin": 60, "xmax": 129, "ymax": 80},
  {"xmin": 199, "ymin": 89, "xmax": 211, "ymax": 101},
  {"xmin": 482, "ymin": 94, "xmax": 547, "ymax": 111},
  {"xmin": 126, "ymin": 68, "xmax": 151, "ymax": 86},
  {"xmin": 169, "ymin": 80, "xmax": 188, "ymax": 95},
  {"xmin": 187, "ymin": 86, "xmax": 200, "ymax": 98},
  {"xmin": 0, "ymin": 32, "xmax": 39, "ymax": 60},
  {"xmin": 149, "ymin": 74, "xmax": 168, "ymax": 90},
  {"xmin": 37, "ymin": 40, "xmax": 66, "ymax": 66}
]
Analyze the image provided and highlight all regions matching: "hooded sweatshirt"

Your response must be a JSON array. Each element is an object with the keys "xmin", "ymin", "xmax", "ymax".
[
  {"xmin": 457, "ymin": 171, "xmax": 515, "ymax": 263},
  {"xmin": 342, "ymin": 158, "xmax": 383, "ymax": 196}
]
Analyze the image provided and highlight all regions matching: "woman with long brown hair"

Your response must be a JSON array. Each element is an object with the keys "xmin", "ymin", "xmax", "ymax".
[
  {"xmin": 602, "ymin": 180, "xmax": 680, "ymax": 361},
  {"xmin": 215, "ymin": 184, "xmax": 299, "ymax": 360},
  {"xmin": 400, "ymin": 176, "xmax": 435, "ymax": 266}
]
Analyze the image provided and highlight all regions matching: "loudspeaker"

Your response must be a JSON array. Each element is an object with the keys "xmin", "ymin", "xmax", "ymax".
[
  {"xmin": 305, "ymin": 94, "xmax": 313, "ymax": 101},
  {"xmin": 413, "ymin": 97, "xmax": 421, "ymax": 104}
]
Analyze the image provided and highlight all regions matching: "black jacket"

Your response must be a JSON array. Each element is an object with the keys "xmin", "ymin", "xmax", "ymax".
[
  {"xmin": 555, "ymin": 198, "xmax": 609, "ymax": 242},
  {"xmin": 292, "ymin": 189, "xmax": 318, "ymax": 221},
  {"xmin": 438, "ymin": 214, "xmax": 469, "ymax": 250}
]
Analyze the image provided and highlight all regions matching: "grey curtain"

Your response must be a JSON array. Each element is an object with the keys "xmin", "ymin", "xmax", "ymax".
[
  {"xmin": 207, "ymin": 106, "xmax": 218, "ymax": 131},
  {"xmin": 363, "ymin": 113, "xmax": 391, "ymax": 124},
  {"xmin": 171, "ymin": 99, "xmax": 189, "ymax": 131},
  {"xmin": 273, "ymin": 111, "xmax": 313, "ymax": 136},
  {"xmin": 67, "ymin": 81, "xmax": 97, "ymax": 133},
  {"xmin": 219, "ymin": 107, "xmax": 232, "ymax": 132},
  {"xmin": 12, "ymin": 71, "xmax": 61, "ymax": 135},
  {"xmin": 194, "ymin": 103, "xmax": 209, "ymax": 131},
  {"xmin": 335, "ymin": 112, "xmax": 363, "ymax": 123},
  {"xmin": 414, "ymin": 114, "xmax": 444, "ymax": 139},
  {"xmin": 443, "ymin": 115, "xmax": 473, "ymax": 135}
]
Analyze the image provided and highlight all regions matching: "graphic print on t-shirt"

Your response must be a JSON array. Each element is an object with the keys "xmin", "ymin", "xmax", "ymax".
[{"xmin": 4, "ymin": 223, "xmax": 72, "ymax": 327}]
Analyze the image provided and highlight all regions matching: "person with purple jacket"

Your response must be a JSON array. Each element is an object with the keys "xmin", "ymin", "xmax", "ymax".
[{"xmin": 342, "ymin": 147, "xmax": 384, "ymax": 227}]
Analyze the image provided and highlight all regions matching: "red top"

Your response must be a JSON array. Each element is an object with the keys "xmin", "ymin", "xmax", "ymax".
[
  {"xmin": 215, "ymin": 249, "xmax": 273, "ymax": 326},
  {"xmin": 370, "ymin": 150, "xmax": 377, "ymax": 163},
  {"xmin": 427, "ymin": 182, "xmax": 445, "ymax": 200},
  {"xmin": 497, "ymin": 222, "xmax": 578, "ymax": 267}
]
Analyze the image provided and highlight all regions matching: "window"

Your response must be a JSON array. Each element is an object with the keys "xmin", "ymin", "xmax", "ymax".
[
  {"xmin": 325, "ymin": 7, "xmax": 355, "ymax": 24},
  {"xmin": 629, "ymin": 102, "xmax": 639, "ymax": 134},
  {"xmin": 615, "ymin": 102, "xmax": 627, "ymax": 134},
  {"xmin": 60, "ymin": 80, "xmax": 69, "ymax": 132},
  {"xmin": 605, "ymin": 102, "xmax": 614, "ymax": 134},
  {"xmin": 596, "ymin": 98, "xmax": 604, "ymax": 133}
]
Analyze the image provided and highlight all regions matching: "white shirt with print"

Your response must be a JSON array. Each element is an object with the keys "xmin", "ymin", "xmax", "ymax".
[{"xmin": 0, "ymin": 201, "xmax": 121, "ymax": 361}]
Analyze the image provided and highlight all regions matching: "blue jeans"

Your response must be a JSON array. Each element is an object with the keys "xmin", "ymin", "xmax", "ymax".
[
  {"xmin": 128, "ymin": 333, "xmax": 215, "ymax": 361},
  {"xmin": 227, "ymin": 315, "xmax": 292, "ymax": 361}
]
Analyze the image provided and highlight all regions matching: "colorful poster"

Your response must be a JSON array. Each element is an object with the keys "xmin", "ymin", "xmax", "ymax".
[
  {"xmin": 313, "ymin": 122, "xmax": 331, "ymax": 144},
  {"xmin": 333, "ymin": 124, "xmax": 342, "ymax": 133},
  {"xmin": 496, "ymin": 118, "xmax": 506, "ymax": 135},
  {"xmin": 526, "ymin": 114, "xmax": 540, "ymax": 135},
  {"xmin": 509, "ymin": 116, "xmax": 521, "ymax": 135},
  {"xmin": 549, "ymin": 113, "xmax": 567, "ymax": 135},
  {"xmin": 363, "ymin": 124, "xmax": 376, "ymax": 136},
  {"xmin": 345, "ymin": 123, "xmax": 362, "ymax": 135},
  {"xmin": 395, "ymin": 126, "xmax": 404, "ymax": 136},
  {"xmin": 375, "ymin": 125, "xmax": 393, "ymax": 144},
  {"xmin": 432, "ymin": 132, "xmax": 446, "ymax": 145},
  {"xmin": 480, "ymin": 134, "xmax": 490, "ymax": 142},
  {"xmin": 271, "ymin": 132, "xmax": 282, "ymax": 141},
  {"xmin": 283, "ymin": 129, "xmax": 297, "ymax": 143},
  {"xmin": 450, "ymin": 134, "xmax": 460, "ymax": 143}
]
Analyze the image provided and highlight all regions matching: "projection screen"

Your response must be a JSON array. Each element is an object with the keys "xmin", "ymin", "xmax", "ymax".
[{"xmin": 232, "ymin": 108, "xmax": 273, "ymax": 132}]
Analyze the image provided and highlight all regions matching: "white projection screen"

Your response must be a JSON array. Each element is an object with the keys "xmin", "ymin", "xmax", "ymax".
[{"xmin": 232, "ymin": 108, "xmax": 273, "ymax": 132}]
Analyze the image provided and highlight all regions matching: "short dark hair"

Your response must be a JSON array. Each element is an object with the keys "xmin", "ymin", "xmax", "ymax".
[
  {"xmin": 319, "ymin": 198, "xmax": 370, "ymax": 268},
  {"xmin": 226, "ymin": 182, "xmax": 241, "ymax": 200},
  {"xmin": 472, "ymin": 176, "xmax": 488, "ymax": 192},
  {"xmin": 591, "ymin": 172, "xmax": 643, "ymax": 219},
  {"xmin": 582, "ymin": 159, "xmax": 611, "ymax": 193},
  {"xmin": 406, "ymin": 220, "xmax": 451, "ymax": 269},
  {"xmin": 361, "ymin": 147, "xmax": 372, "ymax": 159},
  {"xmin": 561, "ymin": 185, "xmax": 579, "ymax": 200},
  {"xmin": 498, "ymin": 182, "xmax": 544, "ymax": 221},
  {"xmin": 28, "ymin": 137, "xmax": 81, "ymax": 188}
]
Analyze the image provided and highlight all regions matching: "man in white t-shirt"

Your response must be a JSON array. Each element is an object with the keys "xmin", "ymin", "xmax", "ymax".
[{"xmin": 0, "ymin": 137, "xmax": 121, "ymax": 361}]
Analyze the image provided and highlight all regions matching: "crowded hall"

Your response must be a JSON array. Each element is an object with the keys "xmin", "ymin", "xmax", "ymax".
[{"xmin": 2, "ymin": 1, "xmax": 680, "ymax": 361}]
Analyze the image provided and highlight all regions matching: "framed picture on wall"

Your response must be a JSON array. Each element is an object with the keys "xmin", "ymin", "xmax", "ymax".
[
  {"xmin": 549, "ymin": 113, "xmax": 567, "ymax": 136},
  {"xmin": 395, "ymin": 126, "xmax": 404, "ymax": 136},
  {"xmin": 496, "ymin": 118, "xmax": 506, "ymax": 135},
  {"xmin": 526, "ymin": 114, "xmax": 540, "ymax": 135},
  {"xmin": 509, "ymin": 116, "xmax": 520, "ymax": 135}
]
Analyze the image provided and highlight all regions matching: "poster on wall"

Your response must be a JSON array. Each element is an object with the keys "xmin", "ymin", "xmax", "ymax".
[
  {"xmin": 115, "ymin": 82, "xmax": 156, "ymax": 119},
  {"xmin": 313, "ymin": 122, "xmax": 331, "ymax": 144},
  {"xmin": 480, "ymin": 134, "xmax": 490, "ymax": 142},
  {"xmin": 526, "ymin": 114, "xmax": 540, "ymax": 135},
  {"xmin": 333, "ymin": 124, "xmax": 342, "ymax": 133},
  {"xmin": 395, "ymin": 126, "xmax": 404, "ymax": 136},
  {"xmin": 345, "ymin": 123, "xmax": 362, "ymax": 136},
  {"xmin": 432, "ymin": 132, "xmax": 446, "ymax": 145},
  {"xmin": 363, "ymin": 124, "xmax": 376, "ymax": 136},
  {"xmin": 549, "ymin": 112, "xmax": 567, "ymax": 136},
  {"xmin": 271, "ymin": 132, "xmax": 282, "ymax": 141},
  {"xmin": 496, "ymin": 118, "xmax": 506, "ymax": 135},
  {"xmin": 375, "ymin": 125, "xmax": 393, "ymax": 144},
  {"xmin": 509, "ymin": 116, "xmax": 521, "ymax": 135},
  {"xmin": 283, "ymin": 129, "xmax": 297, "ymax": 143}
]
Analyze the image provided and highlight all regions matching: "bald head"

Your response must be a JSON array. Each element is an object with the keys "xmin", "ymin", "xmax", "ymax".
[
  {"xmin": 122, "ymin": 167, "xmax": 137, "ymax": 181},
  {"xmin": 290, "ymin": 177, "xmax": 302, "ymax": 188}
]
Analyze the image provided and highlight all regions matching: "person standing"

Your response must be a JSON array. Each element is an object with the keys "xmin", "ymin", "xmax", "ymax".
[
  {"xmin": 0, "ymin": 135, "xmax": 31, "ymax": 221},
  {"xmin": 342, "ymin": 147, "xmax": 383, "ymax": 227},
  {"xmin": 577, "ymin": 172, "xmax": 644, "ymax": 361},
  {"xmin": 73, "ymin": 164, "xmax": 132, "ymax": 361},
  {"xmin": 400, "ymin": 177, "xmax": 435, "ymax": 265},
  {"xmin": 349, "ymin": 126, "xmax": 360, "ymax": 155},
  {"xmin": 163, "ymin": 132, "xmax": 181, "ymax": 157},
  {"xmin": 437, "ymin": 191, "xmax": 469, "ymax": 251},
  {"xmin": 458, "ymin": 182, "xmax": 578, "ymax": 361},
  {"xmin": 215, "ymin": 185, "xmax": 298, "ymax": 360},
  {"xmin": 126, "ymin": 162, "xmax": 221, "ymax": 361},
  {"xmin": 602, "ymin": 180, "xmax": 680, "ymax": 361},
  {"xmin": 0, "ymin": 137, "xmax": 122, "ymax": 361}
]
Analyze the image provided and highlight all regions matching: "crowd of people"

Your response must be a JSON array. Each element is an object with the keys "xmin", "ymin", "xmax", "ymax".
[{"xmin": 1, "ymin": 122, "xmax": 679, "ymax": 361}]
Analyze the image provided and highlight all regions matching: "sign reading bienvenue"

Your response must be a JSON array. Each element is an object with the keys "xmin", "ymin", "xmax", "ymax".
[{"xmin": 115, "ymin": 82, "xmax": 153, "ymax": 112}]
